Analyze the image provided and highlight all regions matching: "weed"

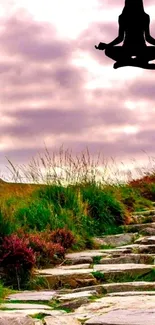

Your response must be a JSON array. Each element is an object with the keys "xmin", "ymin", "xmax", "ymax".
[
  {"xmin": 93, "ymin": 256, "xmax": 102, "ymax": 264},
  {"xmin": 92, "ymin": 271, "xmax": 105, "ymax": 281}
]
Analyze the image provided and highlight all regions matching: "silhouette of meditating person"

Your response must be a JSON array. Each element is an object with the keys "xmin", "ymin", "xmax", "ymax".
[{"xmin": 95, "ymin": 0, "xmax": 155, "ymax": 69}]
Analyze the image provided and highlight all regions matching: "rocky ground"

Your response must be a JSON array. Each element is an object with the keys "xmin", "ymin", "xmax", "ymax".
[{"xmin": 1, "ymin": 207, "xmax": 155, "ymax": 324}]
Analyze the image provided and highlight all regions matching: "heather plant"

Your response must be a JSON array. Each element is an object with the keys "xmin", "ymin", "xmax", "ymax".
[
  {"xmin": 0, "ymin": 234, "xmax": 36, "ymax": 289},
  {"xmin": 26, "ymin": 233, "xmax": 65, "ymax": 268},
  {"xmin": 50, "ymin": 228, "xmax": 76, "ymax": 250},
  {"xmin": 128, "ymin": 175, "xmax": 155, "ymax": 200}
]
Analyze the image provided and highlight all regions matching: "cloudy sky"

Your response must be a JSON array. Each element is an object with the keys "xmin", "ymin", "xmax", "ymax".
[{"xmin": 0, "ymin": 0, "xmax": 155, "ymax": 184}]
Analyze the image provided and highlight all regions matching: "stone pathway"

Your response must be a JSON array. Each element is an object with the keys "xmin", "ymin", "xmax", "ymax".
[{"xmin": 2, "ymin": 208, "xmax": 155, "ymax": 324}]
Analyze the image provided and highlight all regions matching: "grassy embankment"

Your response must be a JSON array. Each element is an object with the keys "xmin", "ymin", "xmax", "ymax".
[
  {"xmin": 1, "ymin": 145, "xmax": 155, "ymax": 249},
  {"xmin": 0, "ymin": 145, "xmax": 155, "ymax": 290}
]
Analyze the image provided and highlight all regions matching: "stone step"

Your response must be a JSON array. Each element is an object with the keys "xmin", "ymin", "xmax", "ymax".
[
  {"xmin": 107, "ymin": 291, "xmax": 155, "ymax": 296},
  {"xmin": 36, "ymin": 267, "xmax": 97, "ymax": 289},
  {"xmin": 65, "ymin": 250, "xmax": 109, "ymax": 265},
  {"xmin": 131, "ymin": 214, "xmax": 155, "ymax": 225},
  {"xmin": 135, "ymin": 236, "xmax": 155, "ymax": 245},
  {"xmin": 140, "ymin": 227, "xmax": 155, "ymax": 236},
  {"xmin": 65, "ymin": 248, "xmax": 134, "ymax": 265},
  {"xmin": 1, "ymin": 303, "xmax": 51, "ymax": 310},
  {"xmin": 62, "ymin": 281, "xmax": 155, "ymax": 294},
  {"xmin": 99, "ymin": 253, "xmax": 155, "ymax": 264},
  {"xmin": 84, "ymin": 309, "xmax": 155, "ymax": 325},
  {"xmin": 132, "ymin": 209, "xmax": 155, "ymax": 216},
  {"xmin": 72, "ymin": 294, "xmax": 155, "ymax": 324},
  {"xmin": 123, "ymin": 222, "xmax": 155, "ymax": 233},
  {"xmin": 65, "ymin": 247, "xmax": 155, "ymax": 265},
  {"xmin": 118, "ymin": 243, "xmax": 155, "ymax": 254},
  {"xmin": 131, "ymin": 209, "xmax": 155, "ymax": 226},
  {"xmin": 0, "ymin": 312, "xmax": 78, "ymax": 325},
  {"xmin": 93, "ymin": 264, "xmax": 155, "ymax": 280},
  {"xmin": 101, "ymin": 281, "xmax": 155, "ymax": 293},
  {"xmin": 7, "ymin": 291, "xmax": 57, "ymax": 302},
  {"xmin": 59, "ymin": 281, "xmax": 155, "ymax": 294},
  {"xmin": 93, "ymin": 233, "xmax": 136, "ymax": 248},
  {"xmin": 36, "ymin": 264, "xmax": 155, "ymax": 289}
]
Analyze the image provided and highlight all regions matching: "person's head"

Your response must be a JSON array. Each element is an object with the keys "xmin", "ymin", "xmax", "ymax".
[{"xmin": 122, "ymin": 0, "xmax": 145, "ymax": 15}]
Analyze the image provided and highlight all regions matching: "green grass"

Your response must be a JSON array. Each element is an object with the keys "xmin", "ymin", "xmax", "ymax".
[
  {"xmin": 2, "ymin": 144, "xmax": 155, "ymax": 290},
  {"xmin": 92, "ymin": 271, "xmax": 105, "ymax": 281},
  {"xmin": 0, "ymin": 282, "xmax": 13, "ymax": 303},
  {"xmin": 25, "ymin": 276, "xmax": 50, "ymax": 290},
  {"xmin": 93, "ymin": 256, "xmax": 103, "ymax": 264},
  {"xmin": 106, "ymin": 269, "xmax": 155, "ymax": 283},
  {"xmin": 91, "ymin": 269, "xmax": 155, "ymax": 284},
  {"xmin": 100, "ymin": 244, "xmax": 116, "ymax": 249},
  {"xmin": 1, "ymin": 145, "xmax": 155, "ymax": 241},
  {"xmin": 31, "ymin": 313, "xmax": 49, "ymax": 320}
]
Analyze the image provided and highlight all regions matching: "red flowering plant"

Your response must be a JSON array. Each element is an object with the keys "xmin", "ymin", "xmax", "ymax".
[
  {"xmin": 128, "ymin": 175, "xmax": 155, "ymax": 200},
  {"xmin": 0, "ymin": 234, "xmax": 36, "ymax": 289},
  {"xmin": 25, "ymin": 233, "xmax": 65, "ymax": 268},
  {"xmin": 50, "ymin": 228, "xmax": 76, "ymax": 250}
]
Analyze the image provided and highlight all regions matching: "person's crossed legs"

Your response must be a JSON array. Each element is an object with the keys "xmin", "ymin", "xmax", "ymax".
[{"xmin": 105, "ymin": 46, "xmax": 155, "ymax": 67}]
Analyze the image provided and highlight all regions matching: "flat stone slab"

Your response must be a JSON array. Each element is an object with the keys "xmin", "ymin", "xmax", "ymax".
[
  {"xmin": 100, "ymin": 248, "xmax": 133, "ymax": 254},
  {"xmin": 0, "ymin": 315, "xmax": 34, "ymax": 325},
  {"xmin": 36, "ymin": 263, "xmax": 155, "ymax": 288},
  {"xmin": 37, "ymin": 268, "xmax": 93, "ymax": 276},
  {"xmin": 7, "ymin": 291, "xmax": 56, "ymax": 301},
  {"xmin": 101, "ymin": 281, "xmax": 155, "ymax": 293},
  {"xmin": 44, "ymin": 315, "xmax": 81, "ymax": 325},
  {"xmin": 38, "ymin": 263, "xmax": 155, "ymax": 277},
  {"xmin": 65, "ymin": 249, "xmax": 134, "ymax": 263},
  {"xmin": 65, "ymin": 250, "xmax": 108, "ymax": 259},
  {"xmin": 85, "ymin": 309, "xmax": 155, "ymax": 325},
  {"xmin": 118, "ymin": 244, "xmax": 155, "ymax": 253},
  {"xmin": 57, "ymin": 290, "xmax": 97, "ymax": 301},
  {"xmin": 73, "ymin": 294, "xmax": 155, "ymax": 320},
  {"xmin": 124, "ymin": 222, "xmax": 155, "ymax": 232},
  {"xmin": 131, "ymin": 215, "xmax": 155, "ymax": 224},
  {"xmin": 0, "ymin": 310, "xmax": 66, "ymax": 316},
  {"xmin": 1, "ymin": 303, "xmax": 51, "ymax": 309},
  {"xmin": 107, "ymin": 291, "xmax": 155, "ymax": 296},
  {"xmin": 132, "ymin": 209, "xmax": 155, "ymax": 215},
  {"xmin": 37, "ymin": 267, "xmax": 97, "ymax": 289},
  {"xmin": 100, "ymin": 253, "xmax": 155, "ymax": 264},
  {"xmin": 94, "ymin": 233, "xmax": 136, "ymax": 247},
  {"xmin": 57, "ymin": 264, "xmax": 90, "ymax": 270},
  {"xmin": 94, "ymin": 263, "xmax": 155, "ymax": 273},
  {"xmin": 135, "ymin": 236, "xmax": 155, "ymax": 245},
  {"xmin": 140, "ymin": 227, "xmax": 155, "ymax": 235}
]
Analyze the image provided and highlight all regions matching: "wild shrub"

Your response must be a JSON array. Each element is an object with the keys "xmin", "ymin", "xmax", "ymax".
[
  {"xmin": 128, "ymin": 175, "xmax": 155, "ymax": 200},
  {"xmin": 26, "ymin": 233, "xmax": 65, "ymax": 268},
  {"xmin": 50, "ymin": 228, "xmax": 76, "ymax": 250},
  {"xmin": 0, "ymin": 234, "xmax": 35, "ymax": 289}
]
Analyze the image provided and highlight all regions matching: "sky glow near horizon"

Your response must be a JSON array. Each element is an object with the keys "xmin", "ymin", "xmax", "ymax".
[{"xmin": 0, "ymin": 0, "xmax": 155, "ymax": 184}]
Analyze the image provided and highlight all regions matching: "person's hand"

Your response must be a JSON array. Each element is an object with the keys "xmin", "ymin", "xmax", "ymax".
[{"xmin": 95, "ymin": 42, "xmax": 107, "ymax": 50}]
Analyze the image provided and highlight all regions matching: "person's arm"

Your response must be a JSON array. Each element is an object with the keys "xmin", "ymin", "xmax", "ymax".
[
  {"xmin": 106, "ymin": 15, "xmax": 125, "ymax": 47},
  {"xmin": 145, "ymin": 14, "xmax": 155, "ymax": 45}
]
